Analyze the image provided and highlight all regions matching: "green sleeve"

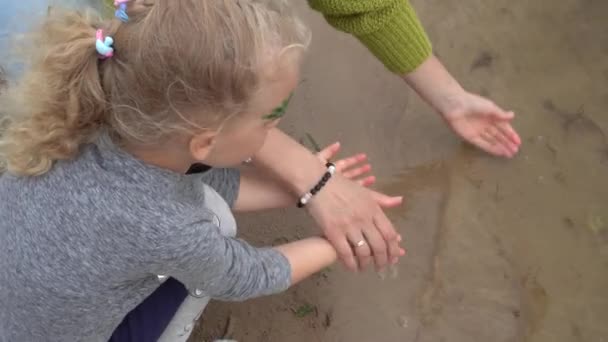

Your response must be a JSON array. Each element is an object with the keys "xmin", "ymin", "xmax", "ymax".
[{"xmin": 308, "ymin": 0, "xmax": 432, "ymax": 74}]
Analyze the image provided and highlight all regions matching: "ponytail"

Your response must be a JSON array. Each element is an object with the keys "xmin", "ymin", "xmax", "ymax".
[{"xmin": 0, "ymin": 9, "xmax": 114, "ymax": 176}]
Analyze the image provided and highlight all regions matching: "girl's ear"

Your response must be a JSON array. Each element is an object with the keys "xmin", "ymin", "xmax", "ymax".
[{"xmin": 189, "ymin": 130, "xmax": 218, "ymax": 161}]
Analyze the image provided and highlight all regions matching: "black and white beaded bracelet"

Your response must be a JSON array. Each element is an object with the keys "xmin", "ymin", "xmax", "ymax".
[{"xmin": 297, "ymin": 162, "xmax": 337, "ymax": 208}]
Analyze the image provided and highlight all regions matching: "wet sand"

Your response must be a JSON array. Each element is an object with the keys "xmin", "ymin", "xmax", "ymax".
[{"xmin": 193, "ymin": 1, "xmax": 608, "ymax": 341}]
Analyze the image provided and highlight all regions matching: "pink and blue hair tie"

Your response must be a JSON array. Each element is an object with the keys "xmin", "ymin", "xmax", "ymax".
[
  {"xmin": 114, "ymin": 0, "xmax": 129, "ymax": 23},
  {"xmin": 95, "ymin": 29, "xmax": 114, "ymax": 59}
]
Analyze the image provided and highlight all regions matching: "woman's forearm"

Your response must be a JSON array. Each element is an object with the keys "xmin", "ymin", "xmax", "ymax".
[
  {"xmin": 238, "ymin": 137, "xmax": 374, "ymax": 212},
  {"xmin": 402, "ymin": 54, "xmax": 465, "ymax": 116},
  {"xmin": 274, "ymin": 237, "xmax": 337, "ymax": 284},
  {"xmin": 252, "ymin": 129, "xmax": 326, "ymax": 196},
  {"xmin": 308, "ymin": 0, "xmax": 432, "ymax": 75}
]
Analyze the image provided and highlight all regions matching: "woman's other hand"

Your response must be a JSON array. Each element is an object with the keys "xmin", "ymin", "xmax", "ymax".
[
  {"xmin": 442, "ymin": 92, "xmax": 521, "ymax": 157},
  {"xmin": 403, "ymin": 55, "xmax": 522, "ymax": 157}
]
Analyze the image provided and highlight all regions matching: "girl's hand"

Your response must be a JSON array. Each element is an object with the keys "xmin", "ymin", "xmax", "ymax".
[
  {"xmin": 442, "ymin": 92, "xmax": 522, "ymax": 158},
  {"xmin": 316, "ymin": 142, "xmax": 376, "ymax": 187}
]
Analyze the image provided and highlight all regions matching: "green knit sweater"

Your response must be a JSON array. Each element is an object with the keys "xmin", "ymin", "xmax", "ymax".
[
  {"xmin": 308, "ymin": 0, "xmax": 432, "ymax": 74},
  {"xmin": 103, "ymin": 0, "xmax": 431, "ymax": 74}
]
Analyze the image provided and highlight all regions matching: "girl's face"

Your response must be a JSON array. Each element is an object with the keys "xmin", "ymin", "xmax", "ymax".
[{"xmin": 190, "ymin": 62, "xmax": 300, "ymax": 168}]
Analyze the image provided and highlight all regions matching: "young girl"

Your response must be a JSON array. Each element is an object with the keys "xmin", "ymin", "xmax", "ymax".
[{"xmin": 0, "ymin": 1, "xmax": 388, "ymax": 341}]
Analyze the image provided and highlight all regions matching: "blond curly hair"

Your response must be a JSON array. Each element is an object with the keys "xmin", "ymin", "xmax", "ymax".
[{"xmin": 0, "ymin": 0, "xmax": 309, "ymax": 176}]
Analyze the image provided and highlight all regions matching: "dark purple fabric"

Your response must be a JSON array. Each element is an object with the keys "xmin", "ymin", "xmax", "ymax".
[{"xmin": 108, "ymin": 278, "xmax": 188, "ymax": 342}]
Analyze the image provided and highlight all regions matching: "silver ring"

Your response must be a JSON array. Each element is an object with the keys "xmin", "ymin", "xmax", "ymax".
[{"xmin": 354, "ymin": 240, "xmax": 366, "ymax": 248}]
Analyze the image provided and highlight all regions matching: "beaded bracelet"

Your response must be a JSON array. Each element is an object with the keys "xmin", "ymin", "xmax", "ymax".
[{"xmin": 297, "ymin": 162, "xmax": 336, "ymax": 208}]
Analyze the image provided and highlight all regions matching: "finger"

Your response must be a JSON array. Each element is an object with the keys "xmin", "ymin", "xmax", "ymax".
[
  {"xmin": 369, "ymin": 190, "xmax": 404, "ymax": 208},
  {"xmin": 493, "ymin": 125, "xmax": 520, "ymax": 156},
  {"xmin": 494, "ymin": 109, "xmax": 515, "ymax": 121},
  {"xmin": 391, "ymin": 235, "xmax": 406, "ymax": 264},
  {"xmin": 480, "ymin": 129, "xmax": 498, "ymax": 146},
  {"xmin": 480, "ymin": 129, "xmax": 511, "ymax": 157},
  {"xmin": 373, "ymin": 213, "xmax": 403, "ymax": 263},
  {"xmin": 486, "ymin": 126, "xmax": 516, "ymax": 157},
  {"xmin": 342, "ymin": 163, "xmax": 371, "ymax": 179},
  {"xmin": 471, "ymin": 136, "xmax": 505, "ymax": 156},
  {"xmin": 347, "ymin": 230, "xmax": 373, "ymax": 271},
  {"xmin": 335, "ymin": 153, "xmax": 367, "ymax": 172},
  {"xmin": 317, "ymin": 142, "xmax": 341, "ymax": 162},
  {"xmin": 496, "ymin": 125, "xmax": 520, "ymax": 156},
  {"xmin": 362, "ymin": 226, "xmax": 389, "ymax": 271},
  {"xmin": 496, "ymin": 118, "xmax": 522, "ymax": 146},
  {"xmin": 387, "ymin": 239, "xmax": 402, "ymax": 265},
  {"xmin": 484, "ymin": 101, "xmax": 513, "ymax": 121},
  {"xmin": 397, "ymin": 234, "xmax": 406, "ymax": 256},
  {"xmin": 357, "ymin": 175, "xmax": 376, "ymax": 187},
  {"xmin": 327, "ymin": 233, "xmax": 359, "ymax": 272},
  {"xmin": 490, "ymin": 107, "xmax": 521, "ymax": 146}
]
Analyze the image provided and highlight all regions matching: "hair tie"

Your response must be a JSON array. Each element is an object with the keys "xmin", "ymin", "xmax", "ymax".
[
  {"xmin": 114, "ymin": 0, "xmax": 130, "ymax": 22},
  {"xmin": 95, "ymin": 29, "xmax": 114, "ymax": 59}
]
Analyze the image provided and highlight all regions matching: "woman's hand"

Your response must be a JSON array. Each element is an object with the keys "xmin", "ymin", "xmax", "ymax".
[
  {"xmin": 442, "ymin": 92, "xmax": 521, "ymax": 157},
  {"xmin": 252, "ymin": 130, "xmax": 405, "ymax": 272},
  {"xmin": 313, "ymin": 142, "xmax": 406, "ymax": 271},
  {"xmin": 306, "ymin": 174, "xmax": 405, "ymax": 272}
]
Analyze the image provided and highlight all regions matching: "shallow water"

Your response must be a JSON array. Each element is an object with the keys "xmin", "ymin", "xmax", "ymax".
[
  {"xmin": 1, "ymin": 1, "xmax": 606, "ymax": 341},
  {"xmin": 410, "ymin": 1, "xmax": 608, "ymax": 340},
  {"xmin": 200, "ymin": 1, "xmax": 608, "ymax": 341},
  {"xmin": 384, "ymin": 1, "xmax": 608, "ymax": 340}
]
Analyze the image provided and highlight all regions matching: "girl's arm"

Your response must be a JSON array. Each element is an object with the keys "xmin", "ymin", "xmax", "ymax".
[
  {"xmin": 232, "ymin": 166, "xmax": 293, "ymax": 211},
  {"xmin": 155, "ymin": 220, "xmax": 337, "ymax": 301},
  {"xmin": 275, "ymin": 237, "xmax": 337, "ymax": 284},
  {"xmin": 233, "ymin": 142, "xmax": 375, "ymax": 212}
]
